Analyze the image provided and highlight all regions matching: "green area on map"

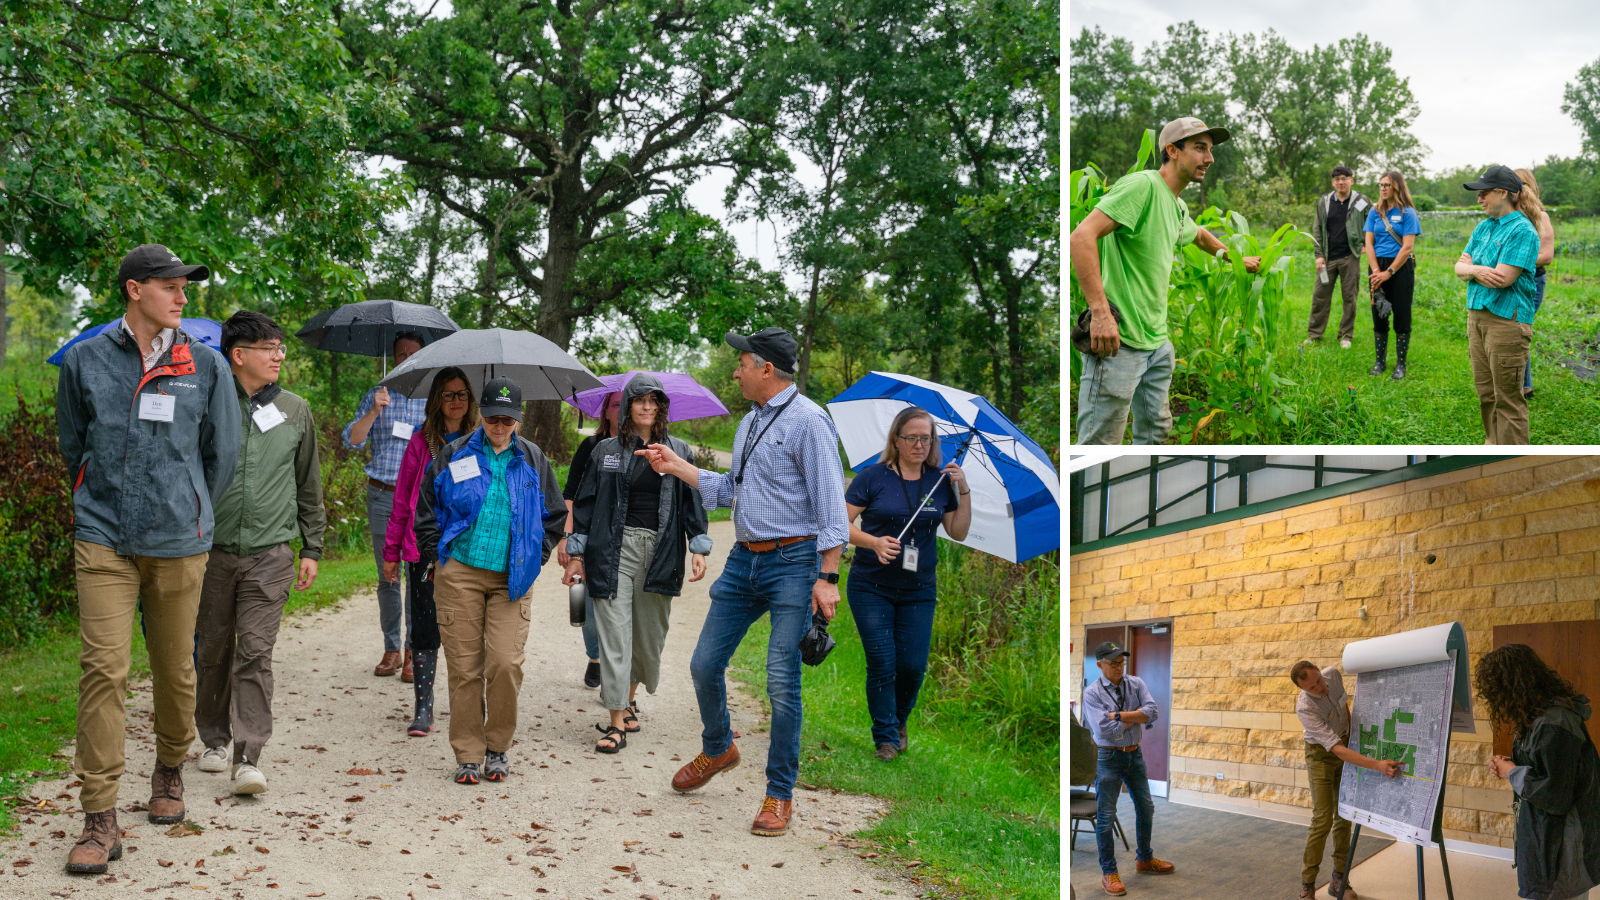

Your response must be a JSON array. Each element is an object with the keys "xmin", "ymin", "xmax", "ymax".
[{"xmin": 1359, "ymin": 709, "xmax": 1417, "ymax": 775}]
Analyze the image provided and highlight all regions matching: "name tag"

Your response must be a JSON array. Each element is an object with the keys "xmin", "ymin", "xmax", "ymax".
[
  {"xmin": 601, "ymin": 453, "xmax": 622, "ymax": 471},
  {"xmin": 138, "ymin": 393, "xmax": 175, "ymax": 423},
  {"xmin": 1390, "ymin": 214, "xmax": 1402, "ymax": 222},
  {"xmin": 449, "ymin": 456, "xmax": 482, "ymax": 483},
  {"xmin": 1355, "ymin": 199, "xmax": 1369, "ymax": 212},
  {"xmin": 252, "ymin": 403, "xmax": 286, "ymax": 432},
  {"xmin": 391, "ymin": 421, "xmax": 415, "ymax": 441},
  {"xmin": 901, "ymin": 543, "xmax": 920, "ymax": 571}
]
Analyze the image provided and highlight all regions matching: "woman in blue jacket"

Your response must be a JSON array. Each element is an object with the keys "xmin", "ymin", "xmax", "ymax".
[{"xmin": 414, "ymin": 376, "xmax": 566, "ymax": 785}]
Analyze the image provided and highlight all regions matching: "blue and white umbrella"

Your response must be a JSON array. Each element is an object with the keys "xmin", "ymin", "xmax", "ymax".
[{"xmin": 827, "ymin": 372, "xmax": 1060, "ymax": 563}]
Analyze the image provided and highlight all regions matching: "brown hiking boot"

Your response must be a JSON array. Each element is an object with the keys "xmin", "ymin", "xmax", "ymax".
[
  {"xmin": 749, "ymin": 796, "xmax": 793, "ymax": 836},
  {"xmin": 374, "ymin": 650, "xmax": 402, "ymax": 676},
  {"xmin": 1101, "ymin": 873, "xmax": 1127, "ymax": 895},
  {"xmin": 1299, "ymin": 883, "xmax": 1316, "ymax": 900},
  {"xmin": 65, "ymin": 809, "xmax": 122, "ymax": 874},
  {"xmin": 669, "ymin": 743, "xmax": 740, "ymax": 792},
  {"xmin": 1135, "ymin": 856, "xmax": 1175, "ymax": 874},
  {"xmin": 1330, "ymin": 871, "xmax": 1358, "ymax": 899},
  {"xmin": 148, "ymin": 759, "xmax": 186, "ymax": 824}
]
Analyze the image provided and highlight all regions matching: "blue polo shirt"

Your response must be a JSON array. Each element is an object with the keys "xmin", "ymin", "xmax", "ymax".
[
  {"xmin": 1363, "ymin": 205, "xmax": 1420, "ymax": 258},
  {"xmin": 1463, "ymin": 211, "xmax": 1540, "ymax": 324}
]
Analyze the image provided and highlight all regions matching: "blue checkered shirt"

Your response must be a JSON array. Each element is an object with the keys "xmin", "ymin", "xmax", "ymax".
[
  {"xmin": 453, "ymin": 444, "xmax": 514, "ymax": 572},
  {"xmin": 1464, "ymin": 210, "xmax": 1541, "ymax": 324},
  {"xmin": 342, "ymin": 385, "xmax": 428, "ymax": 485},
  {"xmin": 696, "ymin": 384, "xmax": 849, "ymax": 551}
]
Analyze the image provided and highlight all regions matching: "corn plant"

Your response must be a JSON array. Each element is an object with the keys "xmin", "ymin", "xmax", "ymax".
[{"xmin": 1067, "ymin": 128, "xmax": 1156, "ymax": 389}]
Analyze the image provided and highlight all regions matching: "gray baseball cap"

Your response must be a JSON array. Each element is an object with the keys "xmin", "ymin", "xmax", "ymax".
[{"xmin": 1158, "ymin": 116, "xmax": 1231, "ymax": 150}]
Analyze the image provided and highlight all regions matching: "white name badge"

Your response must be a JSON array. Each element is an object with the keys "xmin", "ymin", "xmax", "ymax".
[
  {"xmin": 449, "ymin": 456, "xmax": 482, "ymax": 483},
  {"xmin": 391, "ymin": 421, "xmax": 415, "ymax": 441},
  {"xmin": 252, "ymin": 403, "xmax": 286, "ymax": 432},
  {"xmin": 1355, "ymin": 199, "xmax": 1369, "ymax": 212},
  {"xmin": 902, "ymin": 543, "xmax": 920, "ymax": 571},
  {"xmin": 138, "ymin": 393, "xmax": 175, "ymax": 423}
]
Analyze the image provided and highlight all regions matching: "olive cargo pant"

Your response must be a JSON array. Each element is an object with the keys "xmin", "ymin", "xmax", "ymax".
[
  {"xmin": 434, "ymin": 559, "xmax": 533, "ymax": 764},
  {"xmin": 1467, "ymin": 308, "xmax": 1531, "ymax": 445},
  {"xmin": 1303, "ymin": 742, "xmax": 1352, "ymax": 885}
]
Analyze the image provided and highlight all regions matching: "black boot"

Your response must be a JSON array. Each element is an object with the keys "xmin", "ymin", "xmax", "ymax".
[
  {"xmin": 1368, "ymin": 331, "xmax": 1388, "ymax": 376},
  {"xmin": 1391, "ymin": 332, "xmax": 1410, "ymax": 380},
  {"xmin": 408, "ymin": 648, "xmax": 436, "ymax": 736}
]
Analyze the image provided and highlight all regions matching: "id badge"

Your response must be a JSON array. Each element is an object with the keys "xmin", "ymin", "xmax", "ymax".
[
  {"xmin": 138, "ymin": 393, "xmax": 175, "ymax": 423},
  {"xmin": 448, "ymin": 456, "xmax": 482, "ymax": 483},
  {"xmin": 252, "ymin": 403, "xmax": 286, "ymax": 432},
  {"xmin": 901, "ymin": 543, "xmax": 920, "ymax": 571},
  {"xmin": 391, "ymin": 421, "xmax": 415, "ymax": 441}
]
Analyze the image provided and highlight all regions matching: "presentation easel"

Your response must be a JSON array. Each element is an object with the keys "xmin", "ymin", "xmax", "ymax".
[{"xmin": 1333, "ymin": 763, "xmax": 1456, "ymax": 900}]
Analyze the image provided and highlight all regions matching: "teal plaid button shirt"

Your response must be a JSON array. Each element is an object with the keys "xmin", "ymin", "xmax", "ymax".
[
  {"xmin": 1464, "ymin": 210, "xmax": 1540, "ymax": 324},
  {"xmin": 455, "ymin": 443, "xmax": 514, "ymax": 571}
]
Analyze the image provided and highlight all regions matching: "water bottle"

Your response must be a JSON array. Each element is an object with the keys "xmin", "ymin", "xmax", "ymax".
[{"xmin": 569, "ymin": 576, "xmax": 587, "ymax": 627}]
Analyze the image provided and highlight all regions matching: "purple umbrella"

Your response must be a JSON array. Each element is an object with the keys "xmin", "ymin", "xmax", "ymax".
[{"xmin": 564, "ymin": 370, "xmax": 730, "ymax": 422}]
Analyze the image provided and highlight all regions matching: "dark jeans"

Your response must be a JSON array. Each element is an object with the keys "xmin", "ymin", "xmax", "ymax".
[
  {"xmin": 1524, "ymin": 272, "xmax": 1546, "ymax": 392},
  {"xmin": 406, "ymin": 560, "xmax": 440, "ymax": 652},
  {"xmin": 1372, "ymin": 256, "xmax": 1415, "ymax": 336},
  {"xmin": 689, "ymin": 540, "xmax": 818, "ymax": 801},
  {"xmin": 846, "ymin": 575, "xmax": 936, "ymax": 747},
  {"xmin": 1096, "ymin": 746, "xmax": 1156, "ymax": 874},
  {"xmin": 365, "ymin": 483, "xmax": 407, "ymax": 652}
]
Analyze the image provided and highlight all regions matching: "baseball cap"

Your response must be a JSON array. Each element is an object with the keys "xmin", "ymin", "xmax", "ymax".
[
  {"xmin": 479, "ymin": 376, "xmax": 524, "ymax": 423},
  {"xmin": 1158, "ymin": 116, "xmax": 1231, "ymax": 151},
  {"xmin": 117, "ymin": 244, "xmax": 211, "ymax": 288},
  {"xmin": 1094, "ymin": 641, "xmax": 1130, "ymax": 663},
  {"xmin": 725, "ymin": 327, "xmax": 799, "ymax": 375},
  {"xmin": 1462, "ymin": 165, "xmax": 1522, "ymax": 194}
]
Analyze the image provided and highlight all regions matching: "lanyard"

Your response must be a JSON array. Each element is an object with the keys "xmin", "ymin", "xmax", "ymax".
[
  {"xmin": 734, "ymin": 394, "xmax": 798, "ymax": 487},
  {"xmin": 895, "ymin": 465, "xmax": 929, "ymax": 533},
  {"xmin": 1107, "ymin": 678, "xmax": 1126, "ymax": 713}
]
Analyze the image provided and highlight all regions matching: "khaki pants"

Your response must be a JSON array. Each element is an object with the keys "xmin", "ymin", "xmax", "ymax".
[
  {"xmin": 1303, "ymin": 742, "xmax": 1352, "ymax": 885},
  {"xmin": 593, "ymin": 527, "xmax": 673, "ymax": 712},
  {"xmin": 1308, "ymin": 254, "xmax": 1361, "ymax": 342},
  {"xmin": 1467, "ymin": 308, "xmax": 1532, "ymax": 445},
  {"xmin": 73, "ymin": 540, "xmax": 208, "ymax": 813},
  {"xmin": 195, "ymin": 544, "xmax": 296, "ymax": 766},
  {"xmin": 434, "ymin": 559, "xmax": 532, "ymax": 764}
]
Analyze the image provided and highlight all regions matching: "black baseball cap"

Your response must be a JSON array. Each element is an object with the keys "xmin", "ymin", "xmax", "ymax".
[
  {"xmin": 725, "ymin": 327, "xmax": 798, "ymax": 375},
  {"xmin": 479, "ymin": 376, "xmax": 523, "ymax": 423},
  {"xmin": 1463, "ymin": 165, "xmax": 1522, "ymax": 194},
  {"xmin": 1094, "ymin": 641, "xmax": 1130, "ymax": 663},
  {"xmin": 117, "ymin": 244, "xmax": 211, "ymax": 288}
]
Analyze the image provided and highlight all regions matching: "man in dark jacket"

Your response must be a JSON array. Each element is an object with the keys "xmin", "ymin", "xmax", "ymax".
[
  {"xmin": 57, "ymin": 245, "xmax": 241, "ymax": 875},
  {"xmin": 1307, "ymin": 165, "xmax": 1373, "ymax": 348}
]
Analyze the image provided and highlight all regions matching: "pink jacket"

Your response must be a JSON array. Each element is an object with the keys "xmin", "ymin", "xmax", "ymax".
[{"xmin": 383, "ymin": 431, "xmax": 441, "ymax": 564}]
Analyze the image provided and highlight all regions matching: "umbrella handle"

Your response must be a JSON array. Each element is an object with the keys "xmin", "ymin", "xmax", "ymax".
[{"xmin": 895, "ymin": 471, "xmax": 949, "ymax": 544}]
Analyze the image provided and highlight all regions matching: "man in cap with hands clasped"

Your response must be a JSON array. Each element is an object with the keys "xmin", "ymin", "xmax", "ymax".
[
  {"xmin": 1069, "ymin": 117, "xmax": 1261, "ymax": 444},
  {"xmin": 1081, "ymin": 641, "xmax": 1174, "ymax": 895}
]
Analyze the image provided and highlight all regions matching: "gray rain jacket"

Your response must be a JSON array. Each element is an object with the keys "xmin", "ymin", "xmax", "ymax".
[
  {"xmin": 1509, "ymin": 695, "xmax": 1600, "ymax": 900},
  {"xmin": 57, "ymin": 324, "xmax": 241, "ymax": 557},
  {"xmin": 567, "ymin": 374, "xmax": 712, "ymax": 600}
]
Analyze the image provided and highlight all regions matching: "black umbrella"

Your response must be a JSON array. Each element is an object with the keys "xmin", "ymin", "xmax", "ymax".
[
  {"xmin": 296, "ymin": 299, "xmax": 460, "ymax": 372},
  {"xmin": 378, "ymin": 328, "xmax": 605, "ymax": 401}
]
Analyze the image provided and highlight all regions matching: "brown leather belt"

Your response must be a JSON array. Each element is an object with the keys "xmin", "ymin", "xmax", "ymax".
[
  {"xmin": 1098, "ymin": 744, "xmax": 1140, "ymax": 753},
  {"xmin": 739, "ymin": 535, "xmax": 816, "ymax": 553},
  {"xmin": 368, "ymin": 477, "xmax": 396, "ymax": 492}
]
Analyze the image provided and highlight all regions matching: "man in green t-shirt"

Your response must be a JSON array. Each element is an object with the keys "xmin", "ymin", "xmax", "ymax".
[{"xmin": 1070, "ymin": 117, "xmax": 1259, "ymax": 445}]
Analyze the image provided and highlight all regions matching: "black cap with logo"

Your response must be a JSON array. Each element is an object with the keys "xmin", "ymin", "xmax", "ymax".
[
  {"xmin": 1462, "ymin": 165, "xmax": 1523, "ymax": 194},
  {"xmin": 479, "ymin": 376, "xmax": 524, "ymax": 423},
  {"xmin": 725, "ymin": 327, "xmax": 799, "ymax": 375},
  {"xmin": 118, "ymin": 244, "xmax": 211, "ymax": 288},
  {"xmin": 1094, "ymin": 641, "xmax": 1130, "ymax": 663}
]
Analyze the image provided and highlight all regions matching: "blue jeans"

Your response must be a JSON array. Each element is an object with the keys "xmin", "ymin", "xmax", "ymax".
[
  {"xmin": 1524, "ymin": 272, "xmax": 1546, "ymax": 392},
  {"xmin": 846, "ymin": 576, "xmax": 936, "ymax": 747},
  {"xmin": 366, "ymin": 484, "xmax": 408, "ymax": 652},
  {"xmin": 1096, "ymin": 746, "xmax": 1155, "ymax": 874},
  {"xmin": 689, "ymin": 540, "xmax": 818, "ymax": 801}
]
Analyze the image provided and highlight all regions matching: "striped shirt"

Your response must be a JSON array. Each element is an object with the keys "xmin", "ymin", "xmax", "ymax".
[
  {"xmin": 695, "ymin": 384, "xmax": 849, "ymax": 550},
  {"xmin": 453, "ymin": 444, "xmax": 515, "ymax": 572},
  {"xmin": 342, "ymin": 385, "xmax": 428, "ymax": 485},
  {"xmin": 119, "ymin": 317, "xmax": 175, "ymax": 372},
  {"xmin": 1297, "ymin": 667, "xmax": 1352, "ymax": 752},
  {"xmin": 1464, "ymin": 210, "xmax": 1541, "ymax": 324},
  {"xmin": 1081, "ymin": 674, "xmax": 1158, "ymax": 748}
]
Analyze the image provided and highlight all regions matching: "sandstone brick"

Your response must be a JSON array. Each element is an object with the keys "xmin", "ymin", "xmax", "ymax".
[
  {"xmin": 1416, "ymin": 516, "xmax": 1527, "ymax": 552},
  {"xmin": 1473, "ymin": 553, "xmax": 1593, "ymax": 586},
  {"xmin": 1433, "ymin": 541, "xmax": 1502, "ymax": 568},
  {"xmin": 1558, "ymin": 524, "xmax": 1600, "ymax": 555},
  {"xmin": 1242, "ymin": 572, "xmax": 1285, "ymax": 591},
  {"xmin": 1244, "ymin": 746, "xmax": 1306, "ymax": 769},
  {"xmin": 1351, "ymin": 556, "xmax": 1400, "ymax": 578},
  {"xmin": 1170, "ymin": 772, "xmax": 1218, "ymax": 794},
  {"xmin": 1447, "ymin": 763, "xmax": 1503, "ymax": 791},
  {"xmin": 1262, "ymin": 586, "xmax": 1307, "ymax": 608},
  {"xmin": 1342, "ymin": 577, "xmax": 1386, "ymax": 599},
  {"xmin": 1261, "ymin": 519, "xmax": 1287, "ymax": 538},
  {"xmin": 1284, "ymin": 566, "xmax": 1321, "ymax": 587},
  {"xmin": 1449, "ymin": 742, "xmax": 1493, "ymax": 766},
  {"xmin": 1169, "ymin": 709, "xmax": 1222, "ymax": 727},
  {"xmin": 1556, "ymin": 576, "xmax": 1600, "ymax": 606},
  {"xmin": 1169, "ymin": 595, "xmax": 1228, "ymax": 616},
  {"xmin": 1418, "ymin": 587, "xmax": 1494, "ymax": 613},
  {"xmin": 1342, "ymin": 536, "xmax": 1399, "ymax": 561},
  {"xmin": 1225, "ymin": 591, "xmax": 1264, "ymax": 611},
  {"xmin": 1493, "ymin": 580, "xmax": 1555, "ymax": 607},
  {"xmin": 1277, "ymin": 603, "xmax": 1319, "ymax": 624},
  {"xmin": 1194, "ymin": 545, "xmax": 1244, "ymax": 567},
  {"xmin": 1304, "ymin": 582, "xmax": 1344, "ymax": 604},
  {"xmin": 1442, "ymin": 807, "xmax": 1479, "ymax": 833},
  {"xmin": 1319, "ymin": 561, "xmax": 1355, "ymax": 583},
  {"xmin": 1252, "ymin": 783, "xmax": 1312, "ymax": 808},
  {"xmin": 1220, "ymin": 778, "xmax": 1254, "ymax": 798},
  {"xmin": 1181, "ymin": 725, "xmax": 1248, "ymax": 745},
  {"xmin": 1173, "ymin": 660, "xmax": 1232, "ymax": 679},
  {"xmin": 1247, "ymin": 729, "xmax": 1307, "ymax": 750},
  {"xmin": 1214, "ymin": 608, "xmax": 1281, "ymax": 629},
  {"xmin": 1340, "ymin": 504, "xmax": 1365, "ymax": 524},
  {"xmin": 1232, "ymin": 658, "xmax": 1293, "ymax": 678},
  {"xmin": 1233, "ymin": 693, "xmax": 1296, "ymax": 713},
  {"xmin": 1503, "ymin": 533, "xmax": 1559, "ymax": 561},
  {"xmin": 1220, "ymin": 711, "xmax": 1282, "ymax": 731},
  {"xmin": 1478, "ymin": 811, "xmax": 1515, "ymax": 837},
  {"xmin": 1284, "ymin": 508, "xmax": 1341, "ymax": 535},
  {"xmin": 1171, "ymin": 740, "xmax": 1244, "ymax": 763},
  {"xmin": 1243, "ymin": 533, "xmax": 1311, "ymax": 559},
  {"xmin": 1396, "ymin": 508, "xmax": 1443, "ymax": 532},
  {"xmin": 1174, "ymin": 613, "xmax": 1213, "ymax": 632}
]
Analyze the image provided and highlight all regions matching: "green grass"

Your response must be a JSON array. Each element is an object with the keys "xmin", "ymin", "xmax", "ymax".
[
  {"xmin": 728, "ymin": 567, "xmax": 1059, "ymax": 900},
  {"xmin": 0, "ymin": 555, "xmax": 375, "ymax": 835}
]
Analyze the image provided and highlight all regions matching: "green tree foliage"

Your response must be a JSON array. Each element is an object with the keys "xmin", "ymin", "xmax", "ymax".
[
  {"xmin": 1564, "ymin": 57, "xmax": 1600, "ymax": 157},
  {"xmin": 1068, "ymin": 27, "xmax": 1154, "ymax": 175}
]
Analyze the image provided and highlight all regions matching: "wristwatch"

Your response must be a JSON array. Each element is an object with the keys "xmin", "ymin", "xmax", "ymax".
[{"xmin": 819, "ymin": 572, "xmax": 839, "ymax": 584}]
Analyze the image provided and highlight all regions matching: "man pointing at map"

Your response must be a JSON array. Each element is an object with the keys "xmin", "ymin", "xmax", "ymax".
[{"xmin": 1291, "ymin": 661, "xmax": 1402, "ymax": 900}]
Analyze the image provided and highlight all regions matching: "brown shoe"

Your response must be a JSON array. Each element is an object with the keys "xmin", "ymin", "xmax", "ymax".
[
  {"xmin": 1330, "ymin": 871, "xmax": 1358, "ymax": 899},
  {"xmin": 875, "ymin": 743, "xmax": 898, "ymax": 761},
  {"xmin": 374, "ymin": 650, "xmax": 402, "ymax": 676},
  {"xmin": 670, "ymin": 743, "xmax": 740, "ymax": 792},
  {"xmin": 750, "ymin": 796, "xmax": 793, "ymax": 836},
  {"xmin": 401, "ymin": 650, "xmax": 414, "ymax": 683},
  {"xmin": 1299, "ymin": 883, "xmax": 1316, "ymax": 900},
  {"xmin": 65, "ymin": 809, "xmax": 122, "ymax": 874},
  {"xmin": 1135, "ymin": 857, "xmax": 1175, "ymax": 874},
  {"xmin": 1101, "ymin": 873, "xmax": 1127, "ymax": 896},
  {"xmin": 148, "ymin": 759, "xmax": 185, "ymax": 824}
]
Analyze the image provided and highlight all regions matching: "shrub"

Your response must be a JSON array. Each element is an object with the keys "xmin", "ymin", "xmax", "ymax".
[{"xmin": 0, "ymin": 398, "xmax": 75, "ymax": 648}]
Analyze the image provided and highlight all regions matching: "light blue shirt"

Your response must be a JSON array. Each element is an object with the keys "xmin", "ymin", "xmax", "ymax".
[
  {"xmin": 1082, "ymin": 674, "xmax": 1159, "ymax": 747},
  {"xmin": 1463, "ymin": 210, "xmax": 1541, "ymax": 324},
  {"xmin": 342, "ymin": 385, "xmax": 428, "ymax": 485}
]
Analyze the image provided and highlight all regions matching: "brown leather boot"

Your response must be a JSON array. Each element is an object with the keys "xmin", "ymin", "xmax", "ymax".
[
  {"xmin": 401, "ymin": 650, "xmax": 414, "ymax": 683},
  {"xmin": 749, "ymin": 796, "xmax": 793, "ymax": 836},
  {"xmin": 374, "ymin": 651, "xmax": 402, "ymax": 676},
  {"xmin": 1299, "ymin": 883, "xmax": 1316, "ymax": 900},
  {"xmin": 1101, "ymin": 873, "xmax": 1127, "ymax": 896},
  {"xmin": 670, "ymin": 743, "xmax": 739, "ymax": 793},
  {"xmin": 148, "ymin": 759, "xmax": 186, "ymax": 824},
  {"xmin": 1135, "ymin": 856, "xmax": 1175, "ymax": 874},
  {"xmin": 65, "ymin": 809, "xmax": 122, "ymax": 874},
  {"xmin": 1330, "ymin": 871, "xmax": 1359, "ymax": 900}
]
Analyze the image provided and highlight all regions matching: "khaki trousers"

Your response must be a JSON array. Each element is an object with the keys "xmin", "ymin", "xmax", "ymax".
[
  {"xmin": 195, "ymin": 544, "xmax": 296, "ymax": 765},
  {"xmin": 1303, "ymin": 742, "xmax": 1352, "ymax": 885},
  {"xmin": 1467, "ymin": 308, "xmax": 1531, "ymax": 445},
  {"xmin": 1308, "ymin": 254, "xmax": 1361, "ymax": 342},
  {"xmin": 593, "ymin": 527, "xmax": 673, "ymax": 712},
  {"xmin": 434, "ymin": 559, "xmax": 532, "ymax": 763},
  {"xmin": 73, "ymin": 540, "xmax": 208, "ymax": 813}
]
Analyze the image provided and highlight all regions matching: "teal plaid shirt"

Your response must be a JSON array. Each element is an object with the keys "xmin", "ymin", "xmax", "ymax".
[
  {"xmin": 1463, "ymin": 210, "xmax": 1540, "ymax": 324},
  {"xmin": 455, "ymin": 444, "xmax": 514, "ymax": 572}
]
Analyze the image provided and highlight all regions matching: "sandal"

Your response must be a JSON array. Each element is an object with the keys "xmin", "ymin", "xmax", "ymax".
[
  {"xmin": 595, "ymin": 724, "xmax": 627, "ymax": 754},
  {"xmin": 622, "ymin": 702, "xmax": 641, "ymax": 733}
]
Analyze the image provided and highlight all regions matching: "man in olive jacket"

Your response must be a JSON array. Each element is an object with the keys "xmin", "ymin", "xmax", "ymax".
[
  {"xmin": 194, "ymin": 311, "xmax": 326, "ymax": 797},
  {"xmin": 56, "ymin": 245, "xmax": 240, "ymax": 875},
  {"xmin": 1307, "ymin": 165, "xmax": 1373, "ymax": 347}
]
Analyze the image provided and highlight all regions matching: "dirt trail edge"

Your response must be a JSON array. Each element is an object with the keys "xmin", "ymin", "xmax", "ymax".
[{"xmin": 7, "ymin": 520, "xmax": 914, "ymax": 899}]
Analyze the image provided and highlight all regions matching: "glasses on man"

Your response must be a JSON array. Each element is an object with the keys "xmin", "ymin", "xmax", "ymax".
[
  {"xmin": 483, "ymin": 415, "xmax": 517, "ymax": 426},
  {"xmin": 897, "ymin": 434, "xmax": 935, "ymax": 446},
  {"xmin": 239, "ymin": 343, "xmax": 287, "ymax": 360},
  {"xmin": 439, "ymin": 390, "xmax": 472, "ymax": 403}
]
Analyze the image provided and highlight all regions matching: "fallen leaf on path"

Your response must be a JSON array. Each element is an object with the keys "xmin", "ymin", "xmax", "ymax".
[
  {"xmin": 158, "ymin": 860, "xmax": 175, "ymax": 867},
  {"xmin": 307, "ymin": 893, "xmax": 326, "ymax": 897},
  {"xmin": 300, "ymin": 746, "xmax": 328, "ymax": 753},
  {"xmin": 400, "ymin": 849, "xmax": 411, "ymax": 854},
  {"xmin": 741, "ymin": 864, "xmax": 749, "ymax": 870},
  {"xmin": 529, "ymin": 865, "xmax": 545, "ymax": 877},
  {"xmin": 212, "ymin": 845, "xmax": 235, "ymax": 856},
  {"xmin": 667, "ymin": 832, "xmax": 683, "ymax": 839},
  {"xmin": 165, "ymin": 821, "xmax": 203, "ymax": 837},
  {"xmin": 622, "ymin": 841, "xmax": 640, "ymax": 846},
  {"xmin": 529, "ymin": 821, "xmax": 550, "ymax": 830},
  {"xmin": 345, "ymin": 796, "xmax": 364, "ymax": 802},
  {"xmin": 346, "ymin": 769, "xmax": 376, "ymax": 776},
  {"xmin": 612, "ymin": 865, "xmax": 635, "ymax": 873},
  {"xmin": 634, "ymin": 809, "xmax": 652, "ymax": 816},
  {"xmin": 771, "ymin": 862, "xmax": 784, "ymax": 868},
  {"xmin": 256, "ymin": 846, "xmax": 270, "ymax": 854}
]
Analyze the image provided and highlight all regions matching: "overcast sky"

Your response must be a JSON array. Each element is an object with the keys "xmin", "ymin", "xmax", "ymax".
[{"xmin": 1070, "ymin": 0, "xmax": 1600, "ymax": 173}]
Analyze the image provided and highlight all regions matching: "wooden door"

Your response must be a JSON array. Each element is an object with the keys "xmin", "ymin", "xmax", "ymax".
[
  {"xmin": 1131, "ymin": 623, "xmax": 1174, "ymax": 783},
  {"xmin": 1491, "ymin": 620, "xmax": 1600, "ymax": 757}
]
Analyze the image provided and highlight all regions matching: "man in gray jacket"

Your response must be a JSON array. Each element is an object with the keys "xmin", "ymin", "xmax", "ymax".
[
  {"xmin": 56, "ymin": 244, "xmax": 241, "ymax": 875},
  {"xmin": 1307, "ymin": 165, "xmax": 1373, "ymax": 348}
]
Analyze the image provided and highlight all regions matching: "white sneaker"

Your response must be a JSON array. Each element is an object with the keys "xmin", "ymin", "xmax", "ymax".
[
  {"xmin": 198, "ymin": 747, "xmax": 229, "ymax": 773},
  {"xmin": 1340, "ymin": 339, "xmax": 1352, "ymax": 349},
  {"xmin": 230, "ymin": 764, "xmax": 267, "ymax": 795}
]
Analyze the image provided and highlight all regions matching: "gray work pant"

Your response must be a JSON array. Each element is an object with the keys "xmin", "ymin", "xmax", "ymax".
[
  {"xmin": 366, "ymin": 483, "xmax": 408, "ymax": 652},
  {"xmin": 593, "ymin": 527, "xmax": 673, "ymax": 712},
  {"xmin": 1075, "ymin": 340, "xmax": 1175, "ymax": 445},
  {"xmin": 1308, "ymin": 253, "xmax": 1361, "ymax": 342},
  {"xmin": 195, "ymin": 543, "xmax": 296, "ymax": 765}
]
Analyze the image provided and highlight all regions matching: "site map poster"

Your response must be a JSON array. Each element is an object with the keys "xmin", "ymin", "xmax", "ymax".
[{"xmin": 1337, "ymin": 652, "xmax": 1457, "ymax": 846}]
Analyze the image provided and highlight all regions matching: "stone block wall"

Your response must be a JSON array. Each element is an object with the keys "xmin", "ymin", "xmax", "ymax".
[{"xmin": 1069, "ymin": 455, "xmax": 1600, "ymax": 849}]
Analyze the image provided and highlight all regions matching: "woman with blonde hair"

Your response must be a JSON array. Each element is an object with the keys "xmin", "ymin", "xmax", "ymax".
[
  {"xmin": 1514, "ymin": 168, "xmax": 1556, "ymax": 399},
  {"xmin": 1363, "ymin": 170, "xmax": 1423, "ymax": 379},
  {"xmin": 843, "ymin": 406, "xmax": 972, "ymax": 760}
]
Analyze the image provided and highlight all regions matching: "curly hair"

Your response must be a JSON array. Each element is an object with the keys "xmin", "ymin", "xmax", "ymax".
[
  {"xmin": 623, "ymin": 389, "xmax": 670, "ymax": 447},
  {"xmin": 1473, "ymin": 643, "xmax": 1580, "ymax": 740}
]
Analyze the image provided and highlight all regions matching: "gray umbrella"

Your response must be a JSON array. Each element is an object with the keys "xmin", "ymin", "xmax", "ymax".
[
  {"xmin": 296, "ymin": 299, "xmax": 460, "ymax": 367},
  {"xmin": 378, "ymin": 328, "xmax": 605, "ymax": 400}
]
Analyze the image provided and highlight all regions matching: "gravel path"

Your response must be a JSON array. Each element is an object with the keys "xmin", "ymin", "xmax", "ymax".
[{"xmin": 6, "ymin": 521, "xmax": 913, "ymax": 898}]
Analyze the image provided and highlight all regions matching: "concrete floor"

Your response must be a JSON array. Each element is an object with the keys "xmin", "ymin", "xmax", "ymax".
[{"xmin": 1314, "ymin": 840, "xmax": 1597, "ymax": 900}]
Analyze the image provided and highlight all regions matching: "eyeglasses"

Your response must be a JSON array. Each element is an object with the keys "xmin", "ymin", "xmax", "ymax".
[
  {"xmin": 634, "ymin": 396, "xmax": 660, "ymax": 407},
  {"xmin": 438, "ymin": 390, "xmax": 472, "ymax": 403},
  {"xmin": 897, "ymin": 434, "xmax": 935, "ymax": 446},
  {"xmin": 238, "ymin": 343, "xmax": 287, "ymax": 359},
  {"xmin": 483, "ymin": 416, "xmax": 516, "ymax": 426}
]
